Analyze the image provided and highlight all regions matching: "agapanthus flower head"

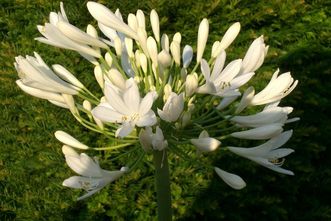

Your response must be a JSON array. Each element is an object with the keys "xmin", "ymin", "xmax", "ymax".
[{"xmin": 15, "ymin": 1, "xmax": 299, "ymax": 202}]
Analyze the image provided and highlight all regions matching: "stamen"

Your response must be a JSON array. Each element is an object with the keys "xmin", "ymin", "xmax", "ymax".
[{"xmin": 268, "ymin": 158, "xmax": 285, "ymax": 166}]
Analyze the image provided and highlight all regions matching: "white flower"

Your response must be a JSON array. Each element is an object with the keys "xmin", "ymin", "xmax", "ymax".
[
  {"xmin": 36, "ymin": 2, "xmax": 104, "ymax": 58},
  {"xmin": 250, "ymin": 69, "xmax": 298, "ymax": 105},
  {"xmin": 62, "ymin": 146, "xmax": 127, "ymax": 200},
  {"xmin": 198, "ymin": 56, "xmax": 254, "ymax": 97},
  {"xmin": 55, "ymin": 131, "xmax": 89, "ymax": 149},
  {"xmin": 158, "ymin": 92, "xmax": 184, "ymax": 122},
  {"xmin": 239, "ymin": 35, "xmax": 268, "ymax": 75},
  {"xmin": 227, "ymin": 131, "xmax": 294, "ymax": 175},
  {"xmin": 92, "ymin": 79, "xmax": 157, "ymax": 138},
  {"xmin": 139, "ymin": 126, "xmax": 168, "ymax": 151},
  {"xmin": 214, "ymin": 167, "xmax": 246, "ymax": 190},
  {"xmin": 190, "ymin": 130, "xmax": 221, "ymax": 152},
  {"xmin": 231, "ymin": 123, "xmax": 283, "ymax": 140},
  {"xmin": 231, "ymin": 106, "xmax": 293, "ymax": 128},
  {"xmin": 87, "ymin": 1, "xmax": 138, "ymax": 40},
  {"xmin": 14, "ymin": 52, "xmax": 80, "ymax": 95}
]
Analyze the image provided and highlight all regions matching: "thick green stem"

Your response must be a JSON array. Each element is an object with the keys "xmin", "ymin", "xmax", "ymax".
[{"xmin": 153, "ymin": 150, "xmax": 172, "ymax": 221}]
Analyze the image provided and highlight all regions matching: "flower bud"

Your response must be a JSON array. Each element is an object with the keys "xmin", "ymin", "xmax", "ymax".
[
  {"xmin": 114, "ymin": 36, "xmax": 122, "ymax": 56},
  {"xmin": 147, "ymin": 36, "xmax": 159, "ymax": 67},
  {"xmin": 55, "ymin": 130, "xmax": 89, "ymax": 149},
  {"xmin": 150, "ymin": 9, "xmax": 160, "ymax": 43},
  {"xmin": 161, "ymin": 34, "xmax": 170, "ymax": 52},
  {"xmin": 214, "ymin": 167, "xmax": 246, "ymax": 190},
  {"xmin": 185, "ymin": 73, "xmax": 198, "ymax": 97},
  {"xmin": 127, "ymin": 13, "xmax": 138, "ymax": 31},
  {"xmin": 196, "ymin": 18, "xmax": 209, "ymax": 63},
  {"xmin": 94, "ymin": 65, "xmax": 104, "ymax": 89},
  {"xmin": 170, "ymin": 41, "xmax": 181, "ymax": 66}
]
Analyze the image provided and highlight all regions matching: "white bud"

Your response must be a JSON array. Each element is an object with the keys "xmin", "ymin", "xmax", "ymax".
[
  {"xmin": 173, "ymin": 32, "xmax": 181, "ymax": 44},
  {"xmin": 140, "ymin": 53, "xmax": 148, "ymax": 73},
  {"xmin": 185, "ymin": 74, "xmax": 198, "ymax": 97},
  {"xmin": 125, "ymin": 37, "xmax": 134, "ymax": 58},
  {"xmin": 158, "ymin": 50, "xmax": 172, "ymax": 68},
  {"xmin": 127, "ymin": 13, "xmax": 138, "ymax": 31},
  {"xmin": 214, "ymin": 167, "xmax": 246, "ymax": 190},
  {"xmin": 196, "ymin": 18, "xmax": 209, "ymax": 63},
  {"xmin": 136, "ymin": 10, "xmax": 145, "ymax": 30},
  {"xmin": 55, "ymin": 130, "xmax": 89, "ymax": 149},
  {"xmin": 105, "ymin": 52, "xmax": 113, "ymax": 67},
  {"xmin": 170, "ymin": 41, "xmax": 181, "ymax": 66},
  {"xmin": 219, "ymin": 22, "xmax": 240, "ymax": 50},
  {"xmin": 211, "ymin": 41, "xmax": 221, "ymax": 58},
  {"xmin": 114, "ymin": 36, "xmax": 122, "ymax": 56},
  {"xmin": 147, "ymin": 36, "xmax": 159, "ymax": 67},
  {"xmin": 52, "ymin": 64, "xmax": 84, "ymax": 89},
  {"xmin": 86, "ymin": 24, "xmax": 98, "ymax": 38},
  {"xmin": 107, "ymin": 68, "xmax": 126, "ymax": 90},
  {"xmin": 191, "ymin": 130, "xmax": 221, "ymax": 152},
  {"xmin": 82, "ymin": 100, "xmax": 92, "ymax": 111},
  {"xmin": 182, "ymin": 45, "xmax": 193, "ymax": 68},
  {"xmin": 161, "ymin": 34, "xmax": 170, "ymax": 52},
  {"xmin": 137, "ymin": 27, "xmax": 149, "ymax": 57},
  {"xmin": 94, "ymin": 65, "xmax": 104, "ymax": 89},
  {"xmin": 150, "ymin": 9, "xmax": 160, "ymax": 43}
]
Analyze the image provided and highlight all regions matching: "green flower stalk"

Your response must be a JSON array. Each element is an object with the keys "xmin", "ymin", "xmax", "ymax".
[{"xmin": 14, "ymin": 1, "xmax": 299, "ymax": 220}]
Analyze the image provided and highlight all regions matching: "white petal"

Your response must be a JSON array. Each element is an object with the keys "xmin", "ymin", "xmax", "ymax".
[
  {"xmin": 137, "ymin": 110, "xmax": 157, "ymax": 127},
  {"xmin": 92, "ymin": 106, "xmax": 123, "ymax": 123},
  {"xmin": 65, "ymin": 154, "xmax": 102, "ymax": 177},
  {"xmin": 115, "ymin": 122, "xmax": 134, "ymax": 138},
  {"xmin": 139, "ymin": 92, "xmax": 154, "ymax": 116},
  {"xmin": 123, "ymin": 81, "xmax": 140, "ymax": 112},
  {"xmin": 231, "ymin": 124, "xmax": 283, "ymax": 140}
]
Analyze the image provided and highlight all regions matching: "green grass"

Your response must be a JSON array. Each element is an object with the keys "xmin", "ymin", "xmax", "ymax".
[{"xmin": 1, "ymin": 0, "xmax": 331, "ymax": 220}]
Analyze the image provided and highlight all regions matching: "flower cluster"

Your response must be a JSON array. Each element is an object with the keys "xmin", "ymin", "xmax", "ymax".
[{"xmin": 15, "ymin": 2, "xmax": 298, "ymax": 200}]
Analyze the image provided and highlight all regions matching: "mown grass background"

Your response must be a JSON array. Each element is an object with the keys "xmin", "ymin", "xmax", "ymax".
[{"xmin": 1, "ymin": 0, "xmax": 330, "ymax": 220}]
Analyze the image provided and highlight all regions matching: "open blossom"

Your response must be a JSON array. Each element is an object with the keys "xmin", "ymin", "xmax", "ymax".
[
  {"xmin": 197, "ymin": 54, "xmax": 254, "ymax": 97},
  {"xmin": 228, "ymin": 131, "xmax": 294, "ymax": 175},
  {"xmin": 92, "ymin": 79, "xmax": 157, "ymax": 138},
  {"xmin": 250, "ymin": 69, "xmax": 298, "ymax": 105},
  {"xmin": 62, "ymin": 146, "xmax": 127, "ymax": 200},
  {"xmin": 158, "ymin": 92, "xmax": 184, "ymax": 122}
]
